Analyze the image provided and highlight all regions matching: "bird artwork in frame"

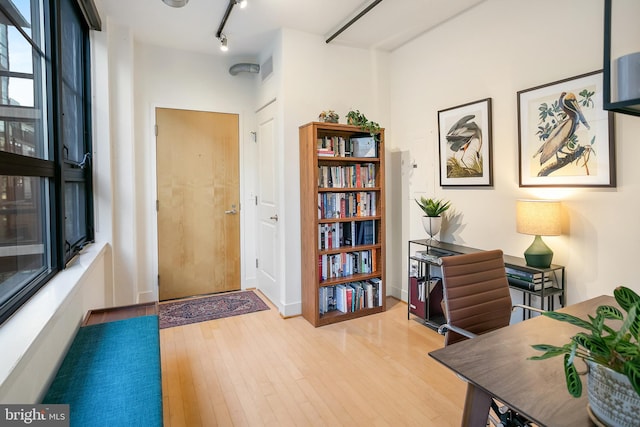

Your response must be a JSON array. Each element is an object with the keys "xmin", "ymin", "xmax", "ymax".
[
  {"xmin": 518, "ymin": 71, "xmax": 616, "ymax": 187},
  {"xmin": 438, "ymin": 98, "xmax": 493, "ymax": 187}
]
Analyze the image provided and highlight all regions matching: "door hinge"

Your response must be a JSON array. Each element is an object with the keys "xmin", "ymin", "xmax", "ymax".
[
  {"xmin": 256, "ymin": 259, "xmax": 259, "ymax": 268},
  {"xmin": 255, "ymin": 195, "xmax": 258, "ymax": 205},
  {"xmin": 154, "ymin": 124, "xmax": 158, "ymax": 136},
  {"xmin": 158, "ymin": 275, "xmax": 160, "ymax": 287},
  {"xmin": 156, "ymin": 200, "xmax": 159, "ymax": 212}
]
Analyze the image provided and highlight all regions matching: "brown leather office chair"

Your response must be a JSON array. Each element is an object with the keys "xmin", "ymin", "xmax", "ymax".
[
  {"xmin": 438, "ymin": 249, "xmax": 512, "ymax": 345},
  {"xmin": 437, "ymin": 249, "xmax": 533, "ymax": 427}
]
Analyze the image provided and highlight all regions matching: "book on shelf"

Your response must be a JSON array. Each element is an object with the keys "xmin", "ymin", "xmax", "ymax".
[
  {"xmin": 317, "ymin": 164, "xmax": 376, "ymax": 189},
  {"xmin": 323, "ymin": 279, "xmax": 382, "ymax": 315},
  {"xmin": 318, "ymin": 221, "xmax": 375, "ymax": 250},
  {"xmin": 317, "ymin": 149, "xmax": 335, "ymax": 157},
  {"xmin": 505, "ymin": 267, "xmax": 543, "ymax": 282},
  {"xmin": 356, "ymin": 220, "xmax": 375, "ymax": 245},
  {"xmin": 318, "ymin": 192, "xmax": 378, "ymax": 219},
  {"xmin": 369, "ymin": 277, "xmax": 383, "ymax": 307},
  {"xmin": 318, "ymin": 250, "xmax": 374, "ymax": 280},
  {"xmin": 507, "ymin": 276, "xmax": 554, "ymax": 291}
]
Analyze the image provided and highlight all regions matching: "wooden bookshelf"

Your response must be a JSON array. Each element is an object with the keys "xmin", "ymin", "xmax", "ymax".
[{"xmin": 299, "ymin": 122, "xmax": 386, "ymax": 326}]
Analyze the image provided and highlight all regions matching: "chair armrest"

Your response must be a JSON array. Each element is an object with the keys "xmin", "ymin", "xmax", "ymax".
[
  {"xmin": 512, "ymin": 304, "xmax": 546, "ymax": 314},
  {"xmin": 437, "ymin": 323, "xmax": 477, "ymax": 339}
]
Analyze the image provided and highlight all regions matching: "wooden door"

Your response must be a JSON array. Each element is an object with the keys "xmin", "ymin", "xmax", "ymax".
[{"xmin": 156, "ymin": 108, "xmax": 240, "ymax": 300}]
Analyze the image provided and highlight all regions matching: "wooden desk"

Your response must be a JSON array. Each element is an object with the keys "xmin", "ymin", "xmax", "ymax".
[{"xmin": 429, "ymin": 295, "xmax": 612, "ymax": 427}]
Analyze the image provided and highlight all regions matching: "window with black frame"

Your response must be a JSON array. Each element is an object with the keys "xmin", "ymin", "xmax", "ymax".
[{"xmin": 0, "ymin": 0, "xmax": 95, "ymax": 324}]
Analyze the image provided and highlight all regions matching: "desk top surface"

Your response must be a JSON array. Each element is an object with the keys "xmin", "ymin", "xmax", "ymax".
[
  {"xmin": 429, "ymin": 295, "xmax": 612, "ymax": 427},
  {"xmin": 410, "ymin": 240, "xmax": 565, "ymax": 271}
]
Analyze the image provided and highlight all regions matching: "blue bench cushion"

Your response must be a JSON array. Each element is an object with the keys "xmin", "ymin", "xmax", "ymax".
[{"xmin": 42, "ymin": 315, "xmax": 162, "ymax": 426}]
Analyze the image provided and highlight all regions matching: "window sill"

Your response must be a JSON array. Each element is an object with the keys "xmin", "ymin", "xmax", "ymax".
[{"xmin": 0, "ymin": 241, "xmax": 109, "ymax": 392}]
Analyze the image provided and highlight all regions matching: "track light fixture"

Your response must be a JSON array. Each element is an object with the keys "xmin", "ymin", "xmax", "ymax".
[
  {"xmin": 162, "ymin": 0, "xmax": 189, "ymax": 7},
  {"xmin": 219, "ymin": 35, "xmax": 228, "ymax": 52},
  {"xmin": 215, "ymin": 0, "xmax": 248, "ymax": 52}
]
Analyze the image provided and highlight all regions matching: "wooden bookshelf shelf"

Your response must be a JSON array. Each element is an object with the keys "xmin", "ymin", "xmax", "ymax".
[{"xmin": 299, "ymin": 122, "xmax": 386, "ymax": 327}]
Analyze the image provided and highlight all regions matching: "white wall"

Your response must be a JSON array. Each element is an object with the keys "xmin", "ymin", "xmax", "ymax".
[
  {"xmin": 108, "ymin": 22, "xmax": 137, "ymax": 305},
  {"xmin": 389, "ymin": 0, "xmax": 640, "ymax": 304}
]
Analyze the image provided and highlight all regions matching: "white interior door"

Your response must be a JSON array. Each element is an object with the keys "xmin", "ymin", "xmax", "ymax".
[{"xmin": 256, "ymin": 102, "xmax": 279, "ymax": 306}]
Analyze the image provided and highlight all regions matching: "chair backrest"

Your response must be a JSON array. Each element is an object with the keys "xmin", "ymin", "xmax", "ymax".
[{"xmin": 440, "ymin": 249, "xmax": 512, "ymax": 346}]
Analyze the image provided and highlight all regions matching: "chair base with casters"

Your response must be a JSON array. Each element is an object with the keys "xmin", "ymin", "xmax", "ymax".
[{"xmin": 436, "ymin": 250, "xmax": 544, "ymax": 427}]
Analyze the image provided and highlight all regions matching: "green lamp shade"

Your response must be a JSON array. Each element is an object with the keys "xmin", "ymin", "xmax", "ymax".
[{"xmin": 523, "ymin": 235, "xmax": 553, "ymax": 268}]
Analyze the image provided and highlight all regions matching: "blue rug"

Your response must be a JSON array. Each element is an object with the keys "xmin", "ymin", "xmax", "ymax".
[
  {"xmin": 159, "ymin": 290, "xmax": 269, "ymax": 329},
  {"xmin": 42, "ymin": 315, "xmax": 162, "ymax": 426}
]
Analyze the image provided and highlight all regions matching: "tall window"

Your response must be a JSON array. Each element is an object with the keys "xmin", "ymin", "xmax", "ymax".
[{"xmin": 0, "ymin": 0, "xmax": 94, "ymax": 324}]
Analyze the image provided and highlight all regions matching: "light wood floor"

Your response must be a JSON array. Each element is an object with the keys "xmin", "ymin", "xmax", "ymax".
[{"xmin": 160, "ymin": 293, "xmax": 466, "ymax": 426}]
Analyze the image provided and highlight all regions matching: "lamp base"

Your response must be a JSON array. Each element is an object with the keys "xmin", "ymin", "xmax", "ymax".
[{"xmin": 524, "ymin": 235, "xmax": 553, "ymax": 268}]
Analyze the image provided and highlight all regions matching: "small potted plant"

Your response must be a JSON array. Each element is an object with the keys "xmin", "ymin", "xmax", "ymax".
[
  {"xmin": 530, "ymin": 286, "xmax": 640, "ymax": 426},
  {"xmin": 318, "ymin": 110, "xmax": 339, "ymax": 123},
  {"xmin": 415, "ymin": 197, "xmax": 451, "ymax": 240},
  {"xmin": 346, "ymin": 109, "xmax": 381, "ymax": 137}
]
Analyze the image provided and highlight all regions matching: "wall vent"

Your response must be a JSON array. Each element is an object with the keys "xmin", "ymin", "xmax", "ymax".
[{"xmin": 261, "ymin": 56, "xmax": 273, "ymax": 82}]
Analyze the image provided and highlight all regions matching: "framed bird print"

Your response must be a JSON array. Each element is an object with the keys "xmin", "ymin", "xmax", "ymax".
[
  {"xmin": 438, "ymin": 98, "xmax": 493, "ymax": 187},
  {"xmin": 518, "ymin": 70, "xmax": 616, "ymax": 187}
]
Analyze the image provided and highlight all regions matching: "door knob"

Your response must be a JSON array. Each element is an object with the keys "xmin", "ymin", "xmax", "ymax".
[
  {"xmin": 225, "ymin": 208, "xmax": 237, "ymax": 214},
  {"xmin": 270, "ymin": 214, "xmax": 279, "ymax": 221}
]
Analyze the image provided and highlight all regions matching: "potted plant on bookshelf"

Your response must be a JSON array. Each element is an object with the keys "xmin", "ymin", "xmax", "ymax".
[
  {"xmin": 346, "ymin": 109, "xmax": 381, "ymax": 137},
  {"xmin": 318, "ymin": 110, "xmax": 339, "ymax": 123},
  {"xmin": 415, "ymin": 197, "xmax": 451, "ymax": 241},
  {"xmin": 529, "ymin": 286, "xmax": 640, "ymax": 427}
]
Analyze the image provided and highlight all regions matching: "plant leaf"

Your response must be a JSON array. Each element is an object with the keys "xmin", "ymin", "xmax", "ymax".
[
  {"xmin": 616, "ymin": 341, "xmax": 640, "ymax": 359},
  {"xmin": 529, "ymin": 344, "xmax": 569, "ymax": 360},
  {"xmin": 624, "ymin": 358, "xmax": 640, "ymax": 398},
  {"xmin": 628, "ymin": 302, "xmax": 640, "ymax": 340},
  {"xmin": 573, "ymin": 333, "xmax": 610, "ymax": 358},
  {"xmin": 564, "ymin": 353, "xmax": 582, "ymax": 397},
  {"xmin": 596, "ymin": 305, "xmax": 624, "ymax": 320},
  {"xmin": 614, "ymin": 303, "xmax": 638, "ymax": 347},
  {"xmin": 614, "ymin": 286, "xmax": 640, "ymax": 313},
  {"xmin": 543, "ymin": 311, "xmax": 596, "ymax": 332}
]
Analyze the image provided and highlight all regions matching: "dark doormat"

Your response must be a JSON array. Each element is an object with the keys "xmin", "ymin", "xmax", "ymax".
[{"xmin": 159, "ymin": 290, "xmax": 269, "ymax": 329}]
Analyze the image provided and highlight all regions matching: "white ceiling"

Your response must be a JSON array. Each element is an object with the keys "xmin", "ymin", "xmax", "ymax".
[{"xmin": 97, "ymin": 0, "xmax": 486, "ymax": 57}]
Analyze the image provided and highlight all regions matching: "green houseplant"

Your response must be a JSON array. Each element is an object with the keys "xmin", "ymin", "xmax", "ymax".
[
  {"xmin": 530, "ymin": 286, "xmax": 640, "ymax": 426},
  {"xmin": 415, "ymin": 197, "xmax": 451, "ymax": 217},
  {"xmin": 415, "ymin": 197, "xmax": 451, "ymax": 240},
  {"xmin": 346, "ymin": 109, "xmax": 381, "ymax": 137}
]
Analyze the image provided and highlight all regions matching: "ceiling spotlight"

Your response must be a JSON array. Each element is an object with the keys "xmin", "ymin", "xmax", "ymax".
[
  {"xmin": 162, "ymin": 0, "xmax": 189, "ymax": 7},
  {"xmin": 219, "ymin": 35, "xmax": 228, "ymax": 52},
  {"xmin": 235, "ymin": 0, "xmax": 248, "ymax": 8}
]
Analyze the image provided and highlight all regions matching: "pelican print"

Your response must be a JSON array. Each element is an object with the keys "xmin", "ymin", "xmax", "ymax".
[
  {"xmin": 534, "ymin": 92, "xmax": 590, "ymax": 165},
  {"xmin": 446, "ymin": 114, "xmax": 482, "ymax": 169}
]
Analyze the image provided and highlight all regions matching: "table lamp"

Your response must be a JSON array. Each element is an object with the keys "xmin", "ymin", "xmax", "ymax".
[{"xmin": 516, "ymin": 200, "xmax": 561, "ymax": 268}]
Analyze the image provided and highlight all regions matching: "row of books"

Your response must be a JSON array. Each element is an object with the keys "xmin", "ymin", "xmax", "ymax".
[
  {"xmin": 317, "ymin": 136, "xmax": 377, "ymax": 158},
  {"xmin": 318, "ymin": 249, "xmax": 377, "ymax": 281},
  {"xmin": 318, "ymin": 220, "xmax": 376, "ymax": 250},
  {"xmin": 319, "ymin": 278, "xmax": 382, "ymax": 315},
  {"xmin": 505, "ymin": 266, "xmax": 555, "ymax": 291},
  {"xmin": 318, "ymin": 192, "xmax": 377, "ymax": 219},
  {"xmin": 317, "ymin": 136, "xmax": 348, "ymax": 157},
  {"xmin": 317, "ymin": 163, "xmax": 377, "ymax": 189}
]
